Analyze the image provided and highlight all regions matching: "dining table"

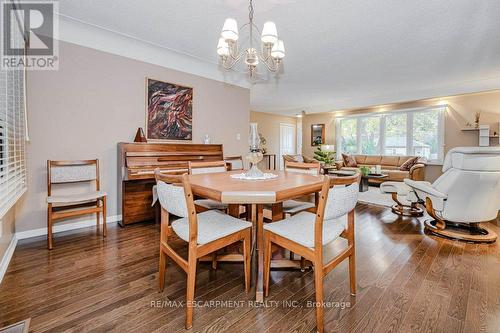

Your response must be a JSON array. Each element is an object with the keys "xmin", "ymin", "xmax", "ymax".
[{"xmin": 187, "ymin": 170, "xmax": 325, "ymax": 302}]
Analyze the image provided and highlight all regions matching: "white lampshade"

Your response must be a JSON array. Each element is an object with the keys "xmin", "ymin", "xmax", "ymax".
[
  {"xmin": 271, "ymin": 40, "xmax": 285, "ymax": 59},
  {"xmin": 217, "ymin": 37, "xmax": 229, "ymax": 56},
  {"xmin": 261, "ymin": 21, "xmax": 278, "ymax": 44},
  {"xmin": 321, "ymin": 144, "xmax": 335, "ymax": 152},
  {"xmin": 221, "ymin": 18, "xmax": 239, "ymax": 41}
]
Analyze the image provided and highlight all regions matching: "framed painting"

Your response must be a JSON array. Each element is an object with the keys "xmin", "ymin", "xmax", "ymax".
[{"xmin": 146, "ymin": 78, "xmax": 193, "ymax": 141}]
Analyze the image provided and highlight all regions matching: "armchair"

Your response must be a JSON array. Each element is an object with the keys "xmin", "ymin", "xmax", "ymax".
[{"xmin": 405, "ymin": 147, "xmax": 500, "ymax": 243}]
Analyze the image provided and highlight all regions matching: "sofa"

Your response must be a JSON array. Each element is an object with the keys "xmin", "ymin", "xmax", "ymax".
[
  {"xmin": 283, "ymin": 154, "xmax": 317, "ymax": 164},
  {"xmin": 335, "ymin": 154, "xmax": 426, "ymax": 183}
]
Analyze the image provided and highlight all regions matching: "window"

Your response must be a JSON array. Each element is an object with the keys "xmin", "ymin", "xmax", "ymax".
[
  {"xmin": 0, "ymin": 18, "xmax": 27, "ymax": 218},
  {"xmin": 384, "ymin": 113, "xmax": 407, "ymax": 156},
  {"xmin": 335, "ymin": 106, "xmax": 445, "ymax": 164},
  {"xmin": 338, "ymin": 118, "xmax": 357, "ymax": 154},
  {"xmin": 360, "ymin": 116, "xmax": 380, "ymax": 154}
]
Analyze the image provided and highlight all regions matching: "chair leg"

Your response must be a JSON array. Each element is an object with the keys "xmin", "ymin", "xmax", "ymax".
[
  {"xmin": 211, "ymin": 252, "xmax": 218, "ymax": 270},
  {"xmin": 185, "ymin": 251, "xmax": 197, "ymax": 329},
  {"xmin": 159, "ymin": 249, "xmax": 167, "ymax": 291},
  {"xmin": 300, "ymin": 257, "xmax": 306, "ymax": 272},
  {"xmin": 102, "ymin": 197, "xmax": 107, "ymax": 237},
  {"xmin": 96, "ymin": 202, "xmax": 100, "ymax": 233},
  {"xmin": 243, "ymin": 229, "xmax": 251, "ymax": 292},
  {"xmin": 263, "ymin": 231, "xmax": 272, "ymax": 297},
  {"xmin": 47, "ymin": 204, "xmax": 53, "ymax": 250},
  {"xmin": 348, "ymin": 248, "xmax": 356, "ymax": 296},
  {"xmin": 314, "ymin": 261, "xmax": 324, "ymax": 333}
]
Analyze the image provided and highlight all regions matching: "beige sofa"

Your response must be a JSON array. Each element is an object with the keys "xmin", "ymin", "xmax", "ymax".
[
  {"xmin": 336, "ymin": 154, "xmax": 426, "ymax": 183},
  {"xmin": 283, "ymin": 154, "xmax": 317, "ymax": 164}
]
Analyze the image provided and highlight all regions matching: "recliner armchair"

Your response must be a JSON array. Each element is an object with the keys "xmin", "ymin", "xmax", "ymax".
[{"xmin": 405, "ymin": 147, "xmax": 500, "ymax": 243}]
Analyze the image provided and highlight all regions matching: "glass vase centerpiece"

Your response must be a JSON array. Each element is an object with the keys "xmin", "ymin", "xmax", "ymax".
[{"xmin": 245, "ymin": 123, "xmax": 264, "ymax": 178}]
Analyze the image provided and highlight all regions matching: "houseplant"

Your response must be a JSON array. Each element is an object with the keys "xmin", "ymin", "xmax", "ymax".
[{"xmin": 313, "ymin": 146, "xmax": 335, "ymax": 165}]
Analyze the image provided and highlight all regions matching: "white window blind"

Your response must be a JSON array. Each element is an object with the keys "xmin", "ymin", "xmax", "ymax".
[{"xmin": 0, "ymin": 15, "xmax": 27, "ymax": 218}]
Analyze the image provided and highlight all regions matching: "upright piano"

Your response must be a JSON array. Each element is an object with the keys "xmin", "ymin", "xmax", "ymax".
[{"xmin": 117, "ymin": 142, "xmax": 224, "ymax": 226}]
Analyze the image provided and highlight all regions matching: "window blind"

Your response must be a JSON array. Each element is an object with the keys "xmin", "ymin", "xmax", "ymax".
[{"xmin": 0, "ymin": 15, "xmax": 27, "ymax": 218}]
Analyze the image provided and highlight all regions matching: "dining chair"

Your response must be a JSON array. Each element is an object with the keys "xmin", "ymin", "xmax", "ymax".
[
  {"xmin": 155, "ymin": 170, "xmax": 252, "ymax": 329},
  {"xmin": 266, "ymin": 161, "xmax": 321, "ymax": 218},
  {"xmin": 188, "ymin": 161, "xmax": 229, "ymax": 212},
  {"xmin": 46, "ymin": 159, "xmax": 107, "ymax": 250},
  {"xmin": 263, "ymin": 174, "xmax": 359, "ymax": 333},
  {"xmin": 224, "ymin": 155, "xmax": 244, "ymax": 171}
]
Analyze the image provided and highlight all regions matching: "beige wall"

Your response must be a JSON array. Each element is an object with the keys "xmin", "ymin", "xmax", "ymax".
[
  {"xmin": 302, "ymin": 113, "xmax": 336, "ymax": 158},
  {"xmin": 302, "ymin": 90, "xmax": 500, "ymax": 181},
  {"xmin": 15, "ymin": 41, "xmax": 250, "ymax": 233},
  {"xmin": 250, "ymin": 111, "xmax": 297, "ymax": 168},
  {"xmin": 0, "ymin": 207, "xmax": 15, "ymax": 263}
]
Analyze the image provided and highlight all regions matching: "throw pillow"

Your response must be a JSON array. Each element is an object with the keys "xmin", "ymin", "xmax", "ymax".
[
  {"xmin": 400, "ymin": 157, "xmax": 420, "ymax": 171},
  {"xmin": 342, "ymin": 153, "xmax": 357, "ymax": 167}
]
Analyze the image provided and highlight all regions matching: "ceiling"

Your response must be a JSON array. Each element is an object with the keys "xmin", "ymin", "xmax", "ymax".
[{"xmin": 56, "ymin": 0, "xmax": 500, "ymax": 115}]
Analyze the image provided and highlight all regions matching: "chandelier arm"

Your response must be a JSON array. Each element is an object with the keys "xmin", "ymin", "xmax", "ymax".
[{"xmin": 259, "ymin": 55, "xmax": 281, "ymax": 72}]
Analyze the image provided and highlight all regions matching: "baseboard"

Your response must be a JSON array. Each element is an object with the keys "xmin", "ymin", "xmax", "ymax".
[
  {"xmin": 15, "ymin": 215, "xmax": 122, "ymax": 240},
  {"xmin": 0, "ymin": 235, "xmax": 18, "ymax": 284}
]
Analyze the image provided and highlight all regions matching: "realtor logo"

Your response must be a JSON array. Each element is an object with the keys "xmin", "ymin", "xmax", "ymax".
[{"xmin": 1, "ymin": 1, "xmax": 59, "ymax": 70}]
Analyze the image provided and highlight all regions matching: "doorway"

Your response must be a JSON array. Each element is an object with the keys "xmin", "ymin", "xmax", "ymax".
[{"xmin": 279, "ymin": 123, "xmax": 296, "ymax": 170}]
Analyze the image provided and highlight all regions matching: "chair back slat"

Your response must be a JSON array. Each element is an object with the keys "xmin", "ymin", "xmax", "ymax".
[
  {"xmin": 50, "ymin": 165, "xmax": 97, "ymax": 183},
  {"xmin": 323, "ymin": 183, "xmax": 358, "ymax": 220},
  {"xmin": 285, "ymin": 161, "xmax": 320, "ymax": 175},
  {"xmin": 47, "ymin": 160, "xmax": 100, "ymax": 196},
  {"xmin": 224, "ymin": 156, "xmax": 244, "ymax": 171},
  {"xmin": 189, "ymin": 161, "xmax": 227, "ymax": 175},
  {"xmin": 154, "ymin": 170, "xmax": 188, "ymax": 218},
  {"xmin": 314, "ymin": 174, "xmax": 360, "ymax": 249}
]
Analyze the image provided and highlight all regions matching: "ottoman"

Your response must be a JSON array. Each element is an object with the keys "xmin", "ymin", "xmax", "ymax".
[{"xmin": 380, "ymin": 181, "xmax": 423, "ymax": 217}]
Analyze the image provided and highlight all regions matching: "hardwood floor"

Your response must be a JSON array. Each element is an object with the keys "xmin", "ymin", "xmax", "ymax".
[{"xmin": 1, "ymin": 203, "xmax": 499, "ymax": 332}]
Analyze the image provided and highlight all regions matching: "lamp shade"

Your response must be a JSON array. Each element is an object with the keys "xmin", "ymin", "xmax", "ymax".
[
  {"xmin": 271, "ymin": 40, "xmax": 285, "ymax": 59},
  {"xmin": 221, "ymin": 18, "xmax": 239, "ymax": 41},
  {"xmin": 261, "ymin": 21, "xmax": 278, "ymax": 44},
  {"xmin": 321, "ymin": 144, "xmax": 335, "ymax": 152},
  {"xmin": 217, "ymin": 37, "xmax": 229, "ymax": 56}
]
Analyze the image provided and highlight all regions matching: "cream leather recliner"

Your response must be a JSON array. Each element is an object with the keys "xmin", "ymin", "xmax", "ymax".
[{"xmin": 405, "ymin": 147, "xmax": 500, "ymax": 243}]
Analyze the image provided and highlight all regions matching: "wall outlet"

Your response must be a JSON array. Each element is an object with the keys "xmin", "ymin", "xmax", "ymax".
[{"xmin": 236, "ymin": 133, "xmax": 241, "ymax": 140}]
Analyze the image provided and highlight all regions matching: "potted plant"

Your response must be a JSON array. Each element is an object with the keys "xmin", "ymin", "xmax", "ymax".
[
  {"xmin": 359, "ymin": 166, "xmax": 371, "ymax": 176},
  {"xmin": 313, "ymin": 146, "xmax": 335, "ymax": 166}
]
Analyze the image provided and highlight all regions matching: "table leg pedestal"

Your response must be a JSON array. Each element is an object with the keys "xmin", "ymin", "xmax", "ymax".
[{"xmin": 255, "ymin": 204, "xmax": 264, "ymax": 303}]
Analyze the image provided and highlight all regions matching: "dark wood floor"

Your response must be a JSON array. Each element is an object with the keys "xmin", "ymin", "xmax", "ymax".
[{"xmin": 1, "ymin": 204, "xmax": 499, "ymax": 333}]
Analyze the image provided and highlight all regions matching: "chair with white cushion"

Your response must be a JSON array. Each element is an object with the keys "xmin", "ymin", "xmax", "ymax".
[
  {"xmin": 265, "ymin": 161, "xmax": 321, "ymax": 218},
  {"xmin": 188, "ymin": 161, "xmax": 229, "ymax": 212},
  {"xmin": 405, "ymin": 146, "xmax": 500, "ymax": 243},
  {"xmin": 155, "ymin": 170, "xmax": 252, "ymax": 329},
  {"xmin": 263, "ymin": 173, "xmax": 359, "ymax": 333},
  {"xmin": 46, "ymin": 159, "xmax": 107, "ymax": 250}
]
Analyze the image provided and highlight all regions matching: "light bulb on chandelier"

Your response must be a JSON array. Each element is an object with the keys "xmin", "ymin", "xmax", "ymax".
[{"xmin": 216, "ymin": 0, "xmax": 285, "ymax": 78}]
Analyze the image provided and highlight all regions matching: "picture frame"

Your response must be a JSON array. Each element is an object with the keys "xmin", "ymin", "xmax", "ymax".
[
  {"xmin": 311, "ymin": 124, "xmax": 325, "ymax": 146},
  {"xmin": 145, "ymin": 77, "xmax": 193, "ymax": 141}
]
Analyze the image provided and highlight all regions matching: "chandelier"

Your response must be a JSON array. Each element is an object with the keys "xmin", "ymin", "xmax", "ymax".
[{"xmin": 216, "ymin": 0, "xmax": 285, "ymax": 78}]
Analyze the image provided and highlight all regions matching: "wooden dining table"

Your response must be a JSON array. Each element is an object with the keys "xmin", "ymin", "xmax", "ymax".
[{"xmin": 188, "ymin": 170, "xmax": 325, "ymax": 302}]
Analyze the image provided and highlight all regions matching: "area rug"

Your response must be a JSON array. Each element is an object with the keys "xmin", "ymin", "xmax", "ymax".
[{"xmin": 357, "ymin": 186, "xmax": 394, "ymax": 207}]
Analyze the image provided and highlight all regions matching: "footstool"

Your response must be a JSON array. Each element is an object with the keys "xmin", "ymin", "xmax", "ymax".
[{"xmin": 380, "ymin": 181, "xmax": 424, "ymax": 217}]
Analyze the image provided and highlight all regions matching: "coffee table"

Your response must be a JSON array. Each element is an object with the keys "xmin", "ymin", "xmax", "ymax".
[
  {"xmin": 360, "ymin": 173, "xmax": 388, "ymax": 192},
  {"xmin": 330, "ymin": 170, "xmax": 387, "ymax": 192}
]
